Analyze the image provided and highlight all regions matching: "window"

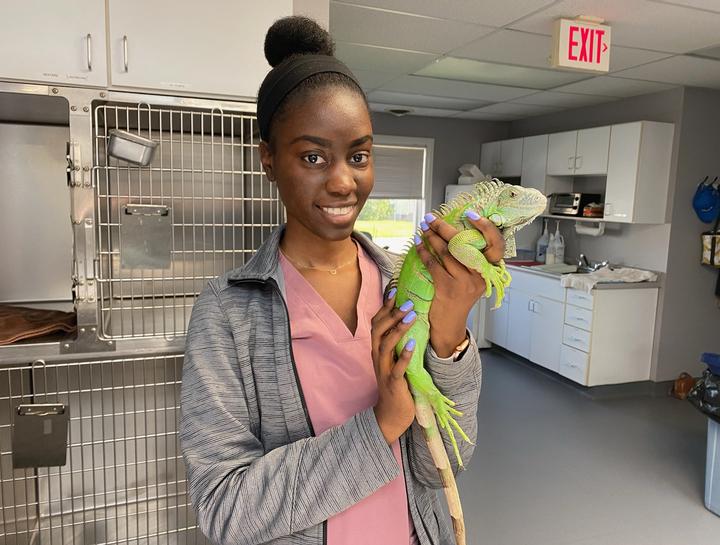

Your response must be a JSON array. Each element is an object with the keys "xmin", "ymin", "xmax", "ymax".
[{"xmin": 355, "ymin": 135, "xmax": 433, "ymax": 253}]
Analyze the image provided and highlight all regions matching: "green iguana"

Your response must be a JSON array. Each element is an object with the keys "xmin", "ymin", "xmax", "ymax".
[{"xmin": 391, "ymin": 179, "xmax": 547, "ymax": 545}]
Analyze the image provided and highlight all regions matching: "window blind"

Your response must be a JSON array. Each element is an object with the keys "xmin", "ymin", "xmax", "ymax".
[{"xmin": 371, "ymin": 144, "xmax": 426, "ymax": 199}]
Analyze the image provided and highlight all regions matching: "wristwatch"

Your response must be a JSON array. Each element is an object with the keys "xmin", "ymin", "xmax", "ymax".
[{"xmin": 451, "ymin": 334, "xmax": 471, "ymax": 361}]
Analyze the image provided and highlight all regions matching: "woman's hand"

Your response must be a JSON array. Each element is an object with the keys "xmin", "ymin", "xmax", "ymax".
[
  {"xmin": 370, "ymin": 290, "xmax": 417, "ymax": 444},
  {"xmin": 417, "ymin": 213, "xmax": 506, "ymax": 358}
]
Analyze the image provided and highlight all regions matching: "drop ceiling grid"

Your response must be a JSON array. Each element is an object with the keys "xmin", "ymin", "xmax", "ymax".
[{"xmin": 329, "ymin": 0, "xmax": 720, "ymax": 118}]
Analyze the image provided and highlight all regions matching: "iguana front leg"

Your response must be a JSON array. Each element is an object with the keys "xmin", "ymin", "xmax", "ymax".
[{"xmin": 447, "ymin": 229, "xmax": 512, "ymax": 308}]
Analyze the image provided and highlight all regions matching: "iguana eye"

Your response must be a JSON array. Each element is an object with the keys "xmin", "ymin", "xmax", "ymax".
[{"xmin": 509, "ymin": 189, "xmax": 518, "ymax": 197}]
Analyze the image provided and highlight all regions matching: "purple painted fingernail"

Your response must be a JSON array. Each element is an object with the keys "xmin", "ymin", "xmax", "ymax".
[
  {"xmin": 424, "ymin": 213, "xmax": 436, "ymax": 223},
  {"xmin": 464, "ymin": 209, "xmax": 481, "ymax": 220},
  {"xmin": 420, "ymin": 221, "xmax": 429, "ymax": 231},
  {"xmin": 405, "ymin": 338, "xmax": 416, "ymax": 351},
  {"xmin": 402, "ymin": 311, "xmax": 417, "ymax": 324},
  {"xmin": 414, "ymin": 234, "xmax": 422, "ymax": 245},
  {"xmin": 399, "ymin": 300, "xmax": 414, "ymax": 312},
  {"xmin": 387, "ymin": 288, "xmax": 397, "ymax": 300}
]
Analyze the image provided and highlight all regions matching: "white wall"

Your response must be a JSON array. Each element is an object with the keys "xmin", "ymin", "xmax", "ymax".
[{"xmin": 655, "ymin": 87, "xmax": 720, "ymax": 380}]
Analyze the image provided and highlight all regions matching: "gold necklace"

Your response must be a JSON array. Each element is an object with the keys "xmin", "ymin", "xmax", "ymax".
[{"xmin": 281, "ymin": 249, "xmax": 358, "ymax": 275}]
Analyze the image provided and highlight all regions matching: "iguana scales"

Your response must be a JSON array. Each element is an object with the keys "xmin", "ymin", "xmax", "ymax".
[{"xmin": 390, "ymin": 179, "xmax": 547, "ymax": 545}]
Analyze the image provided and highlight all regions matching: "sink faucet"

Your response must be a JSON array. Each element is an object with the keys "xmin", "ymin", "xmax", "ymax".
[{"xmin": 578, "ymin": 253, "xmax": 591, "ymax": 268}]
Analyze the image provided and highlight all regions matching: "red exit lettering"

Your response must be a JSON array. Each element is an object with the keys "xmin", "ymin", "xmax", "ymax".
[{"xmin": 568, "ymin": 25, "xmax": 608, "ymax": 64}]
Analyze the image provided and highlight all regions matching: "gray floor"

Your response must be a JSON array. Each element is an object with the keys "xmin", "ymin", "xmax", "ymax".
[{"xmin": 455, "ymin": 348, "xmax": 719, "ymax": 545}]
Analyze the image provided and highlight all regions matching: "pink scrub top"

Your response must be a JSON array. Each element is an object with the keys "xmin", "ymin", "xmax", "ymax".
[{"xmin": 279, "ymin": 243, "xmax": 419, "ymax": 545}]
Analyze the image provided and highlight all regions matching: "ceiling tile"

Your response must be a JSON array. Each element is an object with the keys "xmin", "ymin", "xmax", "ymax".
[
  {"xmin": 451, "ymin": 30, "xmax": 554, "ymax": 69},
  {"xmin": 470, "ymin": 102, "xmax": 564, "ymax": 116},
  {"xmin": 414, "ymin": 57, "xmax": 588, "ymax": 89},
  {"xmin": 649, "ymin": 0, "xmax": 720, "ymax": 13},
  {"xmin": 453, "ymin": 110, "xmax": 523, "ymax": 121},
  {"xmin": 691, "ymin": 45, "xmax": 720, "ymax": 60},
  {"xmin": 331, "ymin": 0, "xmax": 557, "ymax": 26},
  {"xmin": 450, "ymin": 30, "xmax": 672, "ymax": 74},
  {"xmin": 511, "ymin": 90, "xmax": 615, "ymax": 107},
  {"xmin": 552, "ymin": 76, "xmax": 677, "ymax": 97},
  {"xmin": 367, "ymin": 90, "xmax": 491, "ymax": 110},
  {"xmin": 509, "ymin": 0, "xmax": 720, "ymax": 53},
  {"xmin": 351, "ymin": 70, "xmax": 400, "ymax": 92},
  {"xmin": 609, "ymin": 46, "xmax": 673, "ymax": 72},
  {"xmin": 369, "ymin": 103, "xmax": 462, "ymax": 118},
  {"xmin": 335, "ymin": 42, "xmax": 438, "ymax": 74},
  {"xmin": 613, "ymin": 55, "xmax": 720, "ymax": 89},
  {"xmin": 330, "ymin": 3, "xmax": 494, "ymax": 54},
  {"xmin": 378, "ymin": 75, "xmax": 538, "ymax": 101}
]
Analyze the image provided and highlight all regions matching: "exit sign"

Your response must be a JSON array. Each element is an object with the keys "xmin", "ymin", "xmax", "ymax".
[{"xmin": 551, "ymin": 18, "xmax": 611, "ymax": 73}]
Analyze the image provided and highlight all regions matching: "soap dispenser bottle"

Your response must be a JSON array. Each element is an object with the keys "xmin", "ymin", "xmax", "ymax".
[
  {"xmin": 545, "ymin": 229, "xmax": 557, "ymax": 265},
  {"xmin": 553, "ymin": 221, "xmax": 565, "ymax": 264},
  {"xmin": 536, "ymin": 219, "xmax": 549, "ymax": 262}
]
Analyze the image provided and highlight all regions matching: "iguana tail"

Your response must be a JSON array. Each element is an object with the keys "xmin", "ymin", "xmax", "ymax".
[{"xmin": 413, "ymin": 389, "xmax": 466, "ymax": 545}]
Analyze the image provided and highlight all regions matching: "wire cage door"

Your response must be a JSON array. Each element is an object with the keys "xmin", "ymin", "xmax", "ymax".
[
  {"xmin": 93, "ymin": 103, "xmax": 284, "ymax": 340},
  {"xmin": 0, "ymin": 355, "xmax": 208, "ymax": 545}
]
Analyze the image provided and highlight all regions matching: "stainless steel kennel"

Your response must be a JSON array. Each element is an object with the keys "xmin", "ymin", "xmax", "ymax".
[{"xmin": 0, "ymin": 82, "xmax": 285, "ymax": 545}]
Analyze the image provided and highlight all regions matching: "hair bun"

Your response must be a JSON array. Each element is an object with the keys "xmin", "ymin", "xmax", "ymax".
[{"xmin": 264, "ymin": 16, "xmax": 335, "ymax": 67}]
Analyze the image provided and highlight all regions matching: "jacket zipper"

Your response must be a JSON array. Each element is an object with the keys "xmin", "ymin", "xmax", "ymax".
[{"xmin": 233, "ymin": 277, "xmax": 326, "ymax": 544}]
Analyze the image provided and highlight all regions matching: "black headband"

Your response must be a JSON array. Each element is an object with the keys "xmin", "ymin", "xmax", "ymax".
[{"xmin": 257, "ymin": 54, "xmax": 361, "ymax": 141}]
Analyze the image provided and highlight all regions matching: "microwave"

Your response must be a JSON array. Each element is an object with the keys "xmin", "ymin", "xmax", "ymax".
[{"xmin": 549, "ymin": 193, "xmax": 602, "ymax": 216}]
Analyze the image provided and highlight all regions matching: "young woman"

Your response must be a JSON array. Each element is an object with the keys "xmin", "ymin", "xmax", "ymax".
[{"xmin": 180, "ymin": 16, "xmax": 505, "ymax": 545}]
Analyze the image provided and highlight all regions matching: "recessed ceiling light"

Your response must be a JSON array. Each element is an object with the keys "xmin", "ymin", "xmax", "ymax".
[{"xmin": 385, "ymin": 108, "xmax": 414, "ymax": 117}]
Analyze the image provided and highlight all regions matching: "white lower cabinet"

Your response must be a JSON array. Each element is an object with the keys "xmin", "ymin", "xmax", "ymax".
[
  {"xmin": 485, "ymin": 268, "xmax": 659, "ymax": 387},
  {"xmin": 528, "ymin": 296, "xmax": 564, "ymax": 372},
  {"xmin": 506, "ymin": 289, "xmax": 532, "ymax": 360},
  {"xmin": 484, "ymin": 290, "xmax": 509, "ymax": 347}
]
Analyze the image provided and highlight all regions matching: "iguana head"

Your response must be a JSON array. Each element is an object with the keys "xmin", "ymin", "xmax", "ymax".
[{"xmin": 478, "ymin": 180, "xmax": 547, "ymax": 231}]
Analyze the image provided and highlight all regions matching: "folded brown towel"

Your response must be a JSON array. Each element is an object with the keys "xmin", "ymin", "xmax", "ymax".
[{"xmin": 0, "ymin": 305, "xmax": 76, "ymax": 345}]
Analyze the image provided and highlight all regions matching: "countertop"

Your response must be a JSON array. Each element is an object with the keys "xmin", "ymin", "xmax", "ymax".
[{"xmin": 505, "ymin": 263, "xmax": 662, "ymax": 290}]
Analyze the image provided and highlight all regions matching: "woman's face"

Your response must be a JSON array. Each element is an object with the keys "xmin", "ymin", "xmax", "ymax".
[{"xmin": 259, "ymin": 85, "xmax": 374, "ymax": 243}]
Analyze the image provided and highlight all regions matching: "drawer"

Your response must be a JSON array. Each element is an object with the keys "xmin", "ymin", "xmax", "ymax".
[
  {"xmin": 566, "ymin": 288, "xmax": 594, "ymax": 310},
  {"xmin": 565, "ymin": 305, "xmax": 593, "ymax": 332},
  {"xmin": 563, "ymin": 324, "xmax": 591, "ymax": 353},
  {"xmin": 558, "ymin": 344, "xmax": 589, "ymax": 384}
]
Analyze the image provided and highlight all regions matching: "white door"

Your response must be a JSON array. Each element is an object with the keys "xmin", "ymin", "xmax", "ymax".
[
  {"xmin": 547, "ymin": 131, "xmax": 577, "ymax": 176},
  {"xmin": 0, "ymin": 0, "xmax": 107, "ymax": 87},
  {"xmin": 574, "ymin": 126, "xmax": 611, "ymax": 175},
  {"xmin": 529, "ymin": 296, "xmax": 565, "ymax": 372},
  {"xmin": 506, "ymin": 289, "xmax": 532, "ymax": 359},
  {"xmin": 521, "ymin": 134, "xmax": 549, "ymax": 193},
  {"xmin": 108, "ymin": 0, "xmax": 292, "ymax": 98},
  {"xmin": 604, "ymin": 122, "xmax": 641, "ymax": 223},
  {"xmin": 500, "ymin": 138, "xmax": 524, "ymax": 177},
  {"xmin": 484, "ymin": 290, "xmax": 509, "ymax": 347},
  {"xmin": 480, "ymin": 141, "xmax": 502, "ymax": 177}
]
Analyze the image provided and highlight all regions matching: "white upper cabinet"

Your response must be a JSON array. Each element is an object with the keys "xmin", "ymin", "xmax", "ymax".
[
  {"xmin": 521, "ymin": 134, "xmax": 549, "ymax": 193},
  {"xmin": 547, "ymin": 131, "xmax": 577, "ymax": 175},
  {"xmin": 574, "ymin": 126, "xmax": 610, "ymax": 175},
  {"xmin": 604, "ymin": 121, "xmax": 674, "ymax": 224},
  {"xmin": 108, "ymin": 0, "xmax": 292, "ymax": 98},
  {"xmin": 0, "ymin": 0, "xmax": 107, "ymax": 87},
  {"xmin": 547, "ymin": 127, "xmax": 610, "ymax": 176},
  {"xmin": 481, "ymin": 138, "xmax": 523, "ymax": 178},
  {"xmin": 480, "ymin": 141, "xmax": 502, "ymax": 177}
]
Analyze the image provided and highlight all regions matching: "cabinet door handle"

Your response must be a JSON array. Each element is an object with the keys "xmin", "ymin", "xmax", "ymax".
[
  {"xmin": 575, "ymin": 155, "xmax": 583, "ymax": 169},
  {"xmin": 123, "ymin": 35, "xmax": 129, "ymax": 72},
  {"xmin": 568, "ymin": 156, "xmax": 574, "ymax": 170},
  {"xmin": 528, "ymin": 300, "xmax": 533, "ymax": 312},
  {"xmin": 86, "ymin": 33, "xmax": 93, "ymax": 71}
]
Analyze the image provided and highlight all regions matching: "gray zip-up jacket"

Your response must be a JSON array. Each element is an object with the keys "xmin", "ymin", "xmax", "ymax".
[{"xmin": 180, "ymin": 226, "xmax": 482, "ymax": 545}]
